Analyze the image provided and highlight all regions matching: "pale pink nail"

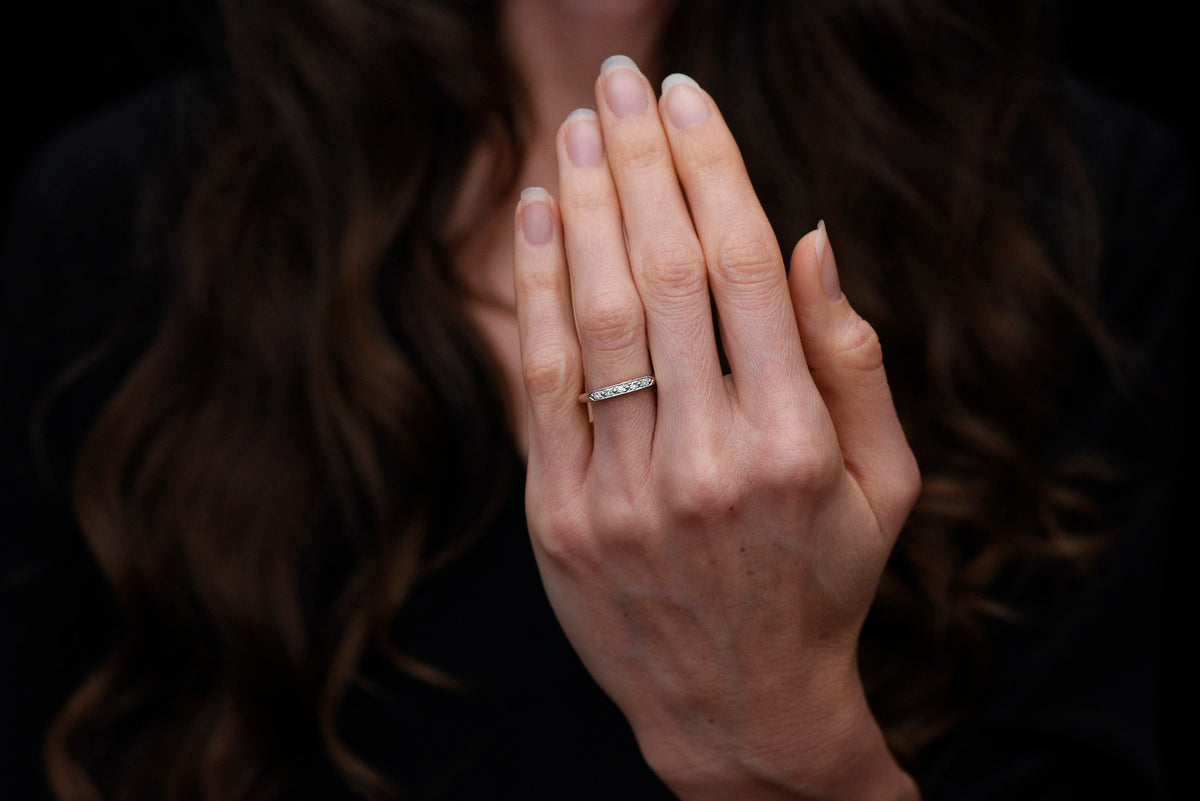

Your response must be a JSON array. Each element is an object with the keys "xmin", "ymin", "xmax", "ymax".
[
  {"xmin": 662, "ymin": 74, "xmax": 709, "ymax": 129},
  {"xmin": 521, "ymin": 188, "xmax": 553, "ymax": 246},
  {"xmin": 815, "ymin": 220, "xmax": 842, "ymax": 301},
  {"xmin": 564, "ymin": 109, "xmax": 604, "ymax": 167},
  {"xmin": 601, "ymin": 55, "xmax": 648, "ymax": 118}
]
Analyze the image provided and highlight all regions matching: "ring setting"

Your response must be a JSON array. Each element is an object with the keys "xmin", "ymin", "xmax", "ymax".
[{"xmin": 579, "ymin": 375, "xmax": 655, "ymax": 403}]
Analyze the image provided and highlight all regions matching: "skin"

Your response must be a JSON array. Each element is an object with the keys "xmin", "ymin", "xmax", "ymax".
[
  {"xmin": 455, "ymin": 1, "xmax": 672, "ymax": 450},
  {"xmin": 511, "ymin": 60, "xmax": 922, "ymax": 800},
  {"xmin": 453, "ymin": 2, "xmax": 922, "ymax": 797}
]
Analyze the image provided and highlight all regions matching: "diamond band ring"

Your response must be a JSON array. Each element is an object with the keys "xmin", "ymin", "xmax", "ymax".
[{"xmin": 578, "ymin": 375, "xmax": 656, "ymax": 403}]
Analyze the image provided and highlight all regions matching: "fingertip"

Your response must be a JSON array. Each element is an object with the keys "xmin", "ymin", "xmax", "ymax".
[
  {"xmin": 789, "ymin": 222, "xmax": 843, "ymax": 304},
  {"xmin": 815, "ymin": 220, "xmax": 842, "ymax": 301},
  {"xmin": 519, "ymin": 185, "xmax": 554, "ymax": 211},
  {"xmin": 789, "ymin": 227, "xmax": 823, "ymax": 275},
  {"xmin": 789, "ymin": 224, "xmax": 867, "ymax": 376},
  {"xmin": 600, "ymin": 54, "xmax": 639, "ymax": 75},
  {"xmin": 661, "ymin": 72, "xmax": 701, "ymax": 94},
  {"xmin": 787, "ymin": 228, "xmax": 825, "ymax": 315},
  {"xmin": 560, "ymin": 107, "xmax": 600, "ymax": 144},
  {"xmin": 562, "ymin": 109, "xmax": 605, "ymax": 168},
  {"xmin": 660, "ymin": 73, "xmax": 709, "ymax": 129},
  {"xmin": 599, "ymin": 54, "xmax": 650, "ymax": 118},
  {"xmin": 790, "ymin": 226, "xmax": 888, "ymax": 384},
  {"xmin": 518, "ymin": 187, "xmax": 556, "ymax": 247}
]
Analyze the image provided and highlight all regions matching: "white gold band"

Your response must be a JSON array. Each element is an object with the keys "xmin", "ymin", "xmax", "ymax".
[{"xmin": 578, "ymin": 375, "xmax": 655, "ymax": 403}]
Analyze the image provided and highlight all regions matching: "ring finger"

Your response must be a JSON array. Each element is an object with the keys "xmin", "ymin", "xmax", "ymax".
[{"xmin": 557, "ymin": 108, "xmax": 656, "ymax": 472}]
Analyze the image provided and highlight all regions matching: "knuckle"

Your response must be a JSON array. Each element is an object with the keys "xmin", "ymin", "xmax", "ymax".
[
  {"xmin": 615, "ymin": 133, "xmax": 670, "ymax": 173},
  {"xmin": 790, "ymin": 450, "xmax": 842, "ymax": 496},
  {"xmin": 576, "ymin": 291, "xmax": 644, "ymax": 353},
  {"xmin": 835, "ymin": 316, "xmax": 885, "ymax": 374},
  {"xmin": 521, "ymin": 346, "xmax": 578, "ymax": 401},
  {"xmin": 515, "ymin": 256, "xmax": 566, "ymax": 295},
  {"xmin": 684, "ymin": 136, "xmax": 740, "ymax": 175},
  {"xmin": 513, "ymin": 248, "xmax": 568, "ymax": 298},
  {"xmin": 596, "ymin": 498, "xmax": 653, "ymax": 552},
  {"xmin": 533, "ymin": 507, "xmax": 594, "ymax": 566},
  {"xmin": 759, "ymin": 432, "xmax": 841, "ymax": 496},
  {"xmin": 664, "ymin": 452, "xmax": 739, "ymax": 519},
  {"xmin": 872, "ymin": 447, "xmax": 922, "ymax": 540},
  {"xmin": 561, "ymin": 186, "xmax": 610, "ymax": 217},
  {"xmin": 640, "ymin": 239, "xmax": 706, "ymax": 299},
  {"xmin": 518, "ymin": 266, "xmax": 559, "ymax": 297},
  {"xmin": 713, "ymin": 230, "xmax": 781, "ymax": 287}
]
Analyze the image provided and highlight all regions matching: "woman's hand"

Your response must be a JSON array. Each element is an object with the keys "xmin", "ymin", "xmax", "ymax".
[{"xmin": 512, "ymin": 56, "xmax": 921, "ymax": 801}]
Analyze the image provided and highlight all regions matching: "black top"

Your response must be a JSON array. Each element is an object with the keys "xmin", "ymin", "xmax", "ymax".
[{"xmin": 1, "ymin": 77, "xmax": 1194, "ymax": 800}]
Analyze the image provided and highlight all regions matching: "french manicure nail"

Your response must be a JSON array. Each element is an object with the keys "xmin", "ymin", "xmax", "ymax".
[
  {"xmin": 662, "ymin": 73, "xmax": 709, "ymax": 129},
  {"xmin": 564, "ymin": 109, "xmax": 603, "ymax": 167},
  {"xmin": 600, "ymin": 55, "xmax": 638, "ymax": 74},
  {"xmin": 601, "ymin": 54, "xmax": 648, "ymax": 118},
  {"xmin": 816, "ymin": 220, "xmax": 842, "ymax": 300},
  {"xmin": 521, "ymin": 187, "xmax": 553, "ymax": 246}
]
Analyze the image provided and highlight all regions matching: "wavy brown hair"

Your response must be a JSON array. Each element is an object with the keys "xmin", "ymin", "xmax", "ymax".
[{"xmin": 46, "ymin": 1, "xmax": 1112, "ymax": 799}]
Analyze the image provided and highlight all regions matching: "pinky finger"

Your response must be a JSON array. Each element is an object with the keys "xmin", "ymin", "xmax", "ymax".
[{"xmin": 514, "ymin": 187, "xmax": 591, "ymax": 493}]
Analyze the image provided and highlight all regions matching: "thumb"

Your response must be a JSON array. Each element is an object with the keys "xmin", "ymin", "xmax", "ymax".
[{"xmin": 788, "ymin": 222, "xmax": 920, "ymax": 538}]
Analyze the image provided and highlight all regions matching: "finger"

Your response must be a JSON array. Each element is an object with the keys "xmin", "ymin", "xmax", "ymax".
[
  {"xmin": 556, "ymin": 108, "xmax": 657, "ymax": 467},
  {"xmin": 594, "ymin": 56, "xmax": 726, "ymax": 430},
  {"xmin": 657, "ymin": 73, "xmax": 811, "ymax": 420},
  {"xmin": 514, "ymin": 187, "xmax": 591, "ymax": 494},
  {"xmin": 788, "ymin": 223, "xmax": 921, "ymax": 538}
]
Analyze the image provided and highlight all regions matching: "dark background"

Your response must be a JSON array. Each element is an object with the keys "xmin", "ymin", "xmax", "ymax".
[
  {"xmin": 2, "ymin": 1, "xmax": 1195, "ymax": 798},
  {"xmin": 2, "ymin": 2, "xmax": 1197, "ymax": 217}
]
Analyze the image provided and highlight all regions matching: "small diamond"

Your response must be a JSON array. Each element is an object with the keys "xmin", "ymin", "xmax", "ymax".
[{"xmin": 586, "ymin": 375, "xmax": 655, "ymax": 402}]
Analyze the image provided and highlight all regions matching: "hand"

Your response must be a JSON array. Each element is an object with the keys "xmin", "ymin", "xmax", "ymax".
[{"xmin": 512, "ymin": 56, "xmax": 921, "ymax": 801}]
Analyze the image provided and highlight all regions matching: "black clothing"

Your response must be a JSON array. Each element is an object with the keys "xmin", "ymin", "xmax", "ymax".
[{"xmin": 1, "ymin": 78, "xmax": 1193, "ymax": 800}]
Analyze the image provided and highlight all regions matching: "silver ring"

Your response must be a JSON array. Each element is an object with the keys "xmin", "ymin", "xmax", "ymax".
[{"xmin": 578, "ymin": 375, "xmax": 655, "ymax": 403}]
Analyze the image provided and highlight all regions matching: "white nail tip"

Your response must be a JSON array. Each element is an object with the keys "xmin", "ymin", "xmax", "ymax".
[
  {"xmin": 661, "ymin": 73, "xmax": 701, "ymax": 93},
  {"xmin": 565, "ymin": 108, "xmax": 598, "ymax": 124},
  {"xmin": 520, "ymin": 187, "xmax": 550, "ymax": 203},
  {"xmin": 601, "ymin": 54, "xmax": 638, "ymax": 74}
]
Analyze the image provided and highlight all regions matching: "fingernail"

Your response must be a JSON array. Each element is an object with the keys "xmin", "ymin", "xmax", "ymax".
[
  {"xmin": 815, "ymin": 220, "xmax": 842, "ymax": 300},
  {"xmin": 661, "ymin": 73, "xmax": 709, "ymax": 129},
  {"xmin": 600, "ymin": 54, "xmax": 637, "ymax": 74},
  {"xmin": 564, "ymin": 109, "xmax": 603, "ymax": 167},
  {"xmin": 601, "ymin": 55, "xmax": 648, "ymax": 118},
  {"xmin": 520, "ymin": 187, "xmax": 553, "ymax": 246}
]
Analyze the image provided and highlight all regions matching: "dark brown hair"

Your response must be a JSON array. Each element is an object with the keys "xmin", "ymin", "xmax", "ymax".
[{"xmin": 47, "ymin": 1, "xmax": 1111, "ymax": 798}]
